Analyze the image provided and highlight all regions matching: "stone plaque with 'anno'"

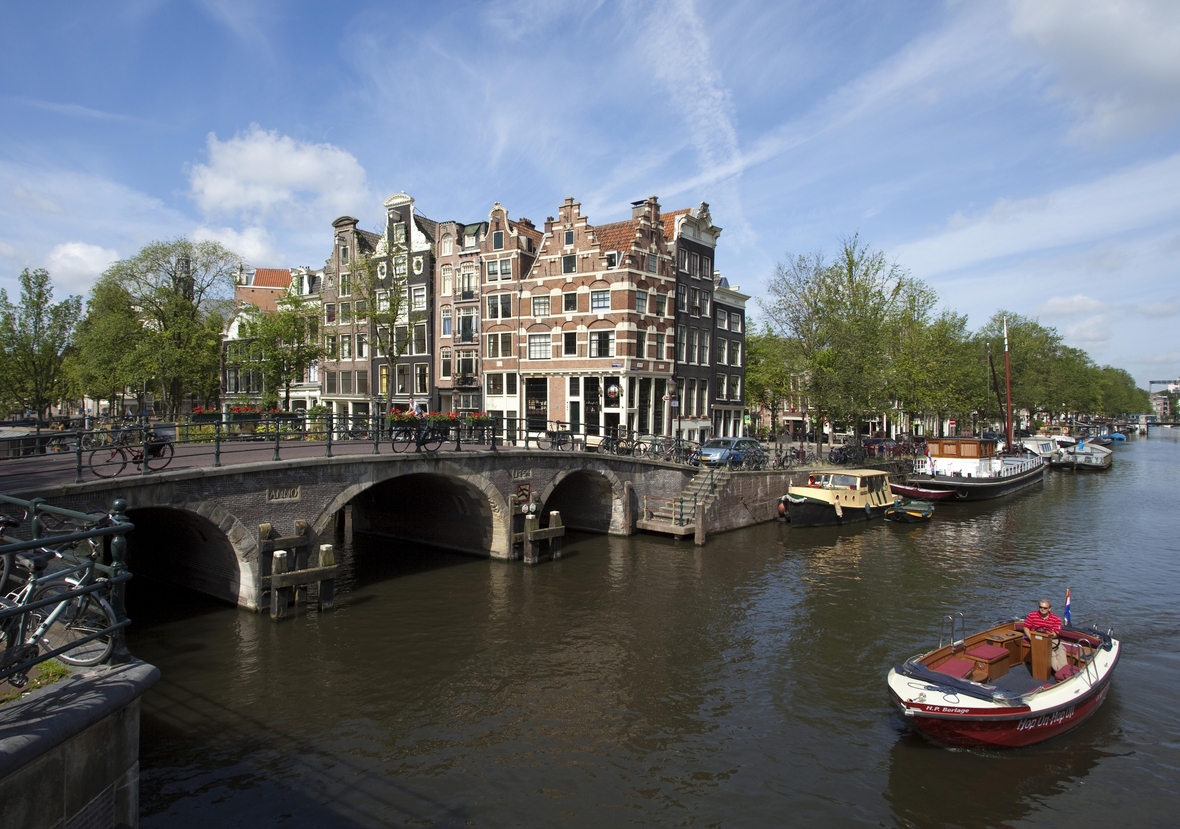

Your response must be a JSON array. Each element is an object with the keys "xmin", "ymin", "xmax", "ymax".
[{"xmin": 267, "ymin": 486, "xmax": 301, "ymax": 502}]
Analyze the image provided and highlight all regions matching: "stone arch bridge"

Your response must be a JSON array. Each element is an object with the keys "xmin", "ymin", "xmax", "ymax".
[{"xmin": 16, "ymin": 451, "xmax": 788, "ymax": 611}]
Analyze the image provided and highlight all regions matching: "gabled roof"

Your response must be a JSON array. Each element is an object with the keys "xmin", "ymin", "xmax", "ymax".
[
  {"xmin": 661, "ymin": 208, "xmax": 691, "ymax": 241},
  {"xmin": 357, "ymin": 229, "xmax": 381, "ymax": 251},
  {"xmin": 509, "ymin": 219, "xmax": 543, "ymax": 245},
  {"xmin": 252, "ymin": 268, "xmax": 292, "ymax": 289},
  {"xmin": 593, "ymin": 219, "xmax": 639, "ymax": 252}
]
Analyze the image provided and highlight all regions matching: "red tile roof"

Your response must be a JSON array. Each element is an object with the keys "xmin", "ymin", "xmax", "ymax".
[
  {"xmin": 593, "ymin": 219, "xmax": 639, "ymax": 252},
  {"xmin": 510, "ymin": 219, "xmax": 543, "ymax": 244},
  {"xmin": 252, "ymin": 268, "xmax": 291, "ymax": 288}
]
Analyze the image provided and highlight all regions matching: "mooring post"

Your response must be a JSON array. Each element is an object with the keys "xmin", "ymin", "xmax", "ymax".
[
  {"xmin": 213, "ymin": 420, "xmax": 222, "ymax": 467},
  {"xmin": 318, "ymin": 543, "xmax": 335, "ymax": 610},
  {"xmin": 523, "ymin": 514, "xmax": 540, "ymax": 565},
  {"xmin": 272, "ymin": 416, "xmax": 281, "ymax": 462},
  {"xmin": 293, "ymin": 519, "xmax": 309, "ymax": 605},
  {"xmin": 549, "ymin": 510, "xmax": 564, "ymax": 558},
  {"xmin": 622, "ymin": 480, "xmax": 635, "ymax": 535},
  {"xmin": 107, "ymin": 498, "xmax": 133, "ymax": 663},
  {"xmin": 271, "ymin": 550, "xmax": 290, "ymax": 619},
  {"xmin": 694, "ymin": 503, "xmax": 707, "ymax": 546}
]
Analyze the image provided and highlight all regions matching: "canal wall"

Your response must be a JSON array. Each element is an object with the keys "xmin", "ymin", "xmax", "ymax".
[{"xmin": 0, "ymin": 660, "xmax": 159, "ymax": 829}]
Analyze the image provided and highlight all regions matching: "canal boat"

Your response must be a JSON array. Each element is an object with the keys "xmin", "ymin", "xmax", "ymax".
[
  {"xmin": 1019, "ymin": 435, "xmax": 1058, "ymax": 462},
  {"xmin": 888, "ymin": 482, "xmax": 958, "ymax": 501},
  {"xmin": 1049, "ymin": 440, "xmax": 1113, "ymax": 471},
  {"xmin": 884, "ymin": 499, "xmax": 934, "ymax": 523},
  {"xmin": 782, "ymin": 469, "xmax": 895, "ymax": 527},
  {"xmin": 904, "ymin": 437, "xmax": 1044, "ymax": 501},
  {"xmin": 888, "ymin": 618, "xmax": 1120, "ymax": 748}
]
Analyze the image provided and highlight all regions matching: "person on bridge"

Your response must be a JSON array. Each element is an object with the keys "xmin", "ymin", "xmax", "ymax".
[{"xmin": 1024, "ymin": 599, "xmax": 1063, "ymax": 634}]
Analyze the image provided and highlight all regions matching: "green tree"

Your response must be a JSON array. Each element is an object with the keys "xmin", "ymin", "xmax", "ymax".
[
  {"xmin": 99, "ymin": 238, "xmax": 238, "ymax": 417},
  {"xmin": 72, "ymin": 278, "xmax": 149, "ymax": 416},
  {"xmin": 892, "ymin": 311, "xmax": 984, "ymax": 436},
  {"xmin": 763, "ymin": 235, "xmax": 934, "ymax": 453},
  {"xmin": 230, "ymin": 296, "xmax": 326, "ymax": 410},
  {"xmin": 0, "ymin": 268, "xmax": 83, "ymax": 421},
  {"xmin": 744, "ymin": 328, "xmax": 801, "ymax": 437}
]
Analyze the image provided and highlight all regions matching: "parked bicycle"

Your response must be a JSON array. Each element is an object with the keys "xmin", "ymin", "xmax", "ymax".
[
  {"xmin": 535, "ymin": 426, "xmax": 575, "ymax": 451},
  {"xmin": 87, "ymin": 426, "xmax": 174, "ymax": 477},
  {"xmin": 596, "ymin": 429, "xmax": 636, "ymax": 456}
]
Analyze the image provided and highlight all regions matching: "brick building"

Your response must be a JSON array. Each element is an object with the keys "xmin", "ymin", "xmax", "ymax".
[{"xmin": 710, "ymin": 274, "xmax": 748, "ymax": 437}]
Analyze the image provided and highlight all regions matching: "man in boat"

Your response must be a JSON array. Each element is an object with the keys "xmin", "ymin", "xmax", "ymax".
[{"xmin": 1024, "ymin": 599, "xmax": 1063, "ymax": 633}]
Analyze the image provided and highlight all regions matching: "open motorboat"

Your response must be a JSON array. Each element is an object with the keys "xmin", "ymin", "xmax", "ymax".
[
  {"xmin": 1049, "ymin": 440, "xmax": 1113, "ymax": 471},
  {"xmin": 904, "ymin": 437, "xmax": 1044, "ymax": 501},
  {"xmin": 1019, "ymin": 435, "xmax": 1058, "ymax": 462},
  {"xmin": 884, "ymin": 499, "xmax": 934, "ymax": 523},
  {"xmin": 887, "ymin": 617, "xmax": 1120, "ymax": 748},
  {"xmin": 781, "ymin": 469, "xmax": 896, "ymax": 527}
]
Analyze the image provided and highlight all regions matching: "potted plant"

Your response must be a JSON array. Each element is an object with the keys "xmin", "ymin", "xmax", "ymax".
[{"xmin": 190, "ymin": 405, "xmax": 221, "ymax": 424}]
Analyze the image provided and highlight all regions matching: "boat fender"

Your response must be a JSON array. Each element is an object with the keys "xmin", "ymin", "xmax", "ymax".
[
  {"xmin": 956, "ymin": 488, "xmax": 969, "ymax": 500},
  {"xmin": 865, "ymin": 502, "xmax": 872, "ymax": 516},
  {"xmin": 777, "ymin": 500, "xmax": 786, "ymax": 518},
  {"xmin": 834, "ymin": 500, "xmax": 843, "ymax": 518}
]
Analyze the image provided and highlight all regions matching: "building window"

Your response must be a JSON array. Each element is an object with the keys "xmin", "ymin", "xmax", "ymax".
[
  {"xmin": 687, "ymin": 329, "xmax": 697, "ymax": 364},
  {"xmin": 486, "ymin": 260, "xmax": 499, "ymax": 281},
  {"xmin": 340, "ymin": 303, "xmax": 352, "ymax": 324},
  {"xmin": 532, "ymin": 295, "xmax": 550, "ymax": 317},
  {"xmin": 507, "ymin": 373, "xmax": 517, "ymax": 395},
  {"xmin": 487, "ymin": 294, "xmax": 511, "ymax": 319},
  {"xmin": 689, "ymin": 288, "xmax": 699, "ymax": 315},
  {"xmin": 562, "ymin": 254, "xmax": 576, "ymax": 274},
  {"xmin": 460, "ymin": 267, "xmax": 475, "ymax": 295},
  {"xmin": 701, "ymin": 256, "xmax": 711, "ymax": 277},
  {"xmin": 441, "ymin": 348, "xmax": 452, "ymax": 378},
  {"xmin": 412, "ymin": 286, "xmax": 426, "ymax": 312},
  {"xmin": 499, "ymin": 258, "xmax": 511, "ymax": 278},
  {"xmin": 325, "ymin": 304, "xmax": 336, "ymax": 324},
  {"xmin": 563, "ymin": 331, "xmax": 577, "ymax": 355},
  {"xmin": 356, "ymin": 300, "xmax": 368, "ymax": 322},
  {"xmin": 717, "ymin": 338, "xmax": 727, "ymax": 365},
  {"xmin": 486, "ymin": 332, "xmax": 512, "ymax": 358},
  {"xmin": 677, "ymin": 248, "xmax": 687, "ymax": 270},
  {"xmin": 730, "ymin": 312, "xmax": 742, "ymax": 332},
  {"xmin": 564, "ymin": 229, "xmax": 574, "ymax": 246},
  {"xmin": 699, "ymin": 379, "xmax": 708, "ymax": 414},
  {"xmin": 527, "ymin": 334, "xmax": 550, "ymax": 360},
  {"xmin": 731, "ymin": 375, "xmax": 741, "ymax": 400},
  {"xmin": 442, "ymin": 236, "xmax": 453, "ymax": 256},
  {"xmin": 493, "ymin": 230, "xmax": 504, "ymax": 250},
  {"xmin": 717, "ymin": 374, "xmax": 727, "ymax": 400},
  {"xmin": 396, "ymin": 364, "xmax": 408, "ymax": 394},
  {"xmin": 655, "ymin": 332, "xmax": 665, "ymax": 360},
  {"xmin": 686, "ymin": 379, "xmax": 696, "ymax": 416},
  {"xmin": 325, "ymin": 335, "xmax": 337, "ymax": 359},
  {"xmin": 357, "ymin": 334, "xmax": 367, "ymax": 359},
  {"xmin": 676, "ymin": 285, "xmax": 686, "ymax": 313},
  {"xmin": 636, "ymin": 329, "xmax": 646, "ymax": 358},
  {"xmin": 442, "ymin": 307, "xmax": 452, "ymax": 336},
  {"xmin": 605, "ymin": 252, "xmax": 617, "ymax": 269},
  {"xmin": 716, "ymin": 308, "xmax": 727, "ymax": 329},
  {"xmin": 357, "ymin": 370, "xmax": 369, "ymax": 395},
  {"xmin": 636, "ymin": 290, "xmax": 648, "ymax": 314},
  {"xmin": 341, "ymin": 371, "xmax": 354, "ymax": 395},
  {"xmin": 339, "ymin": 272, "xmax": 351, "ymax": 296},
  {"xmin": 590, "ymin": 290, "xmax": 609, "ymax": 310},
  {"xmin": 340, "ymin": 335, "xmax": 352, "ymax": 359},
  {"xmin": 688, "ymin": 251, "xmax": 699, "ymax": 277},
  {"xmin": 340, "ymin": 245, "xmax": 350, "ymax": 265},
  {"xmin": 647, "ymin": 253, "xmax": 657, "ymax": 273},
  {"xmin": 731, "ymin": 340, "xmax": 741, "ymax": 366},
  {"xmin": 653, "ymin": 293, "xmax": 663, "ymax": 316},
  {"xmin": 486, "ymin": 373, "xmax": 504, "ymax": 396},
  {"xmin": 415, "ymin": 364, "xmax": 428, "ymax": 395},
  {"xmin": 589, "ymin": 330, "xmax": 614, "ymax": 358},
  {"xmin": 676, "ymin": 325, "xmax": 686, "ymax": 362},
  {"xmin": 326, "ymin": 371, "xmax": 337, "ymax": 394},
  {"xmin": 458, "ymin": 349, "xmax": 477, "ymax": 376},
  {"xmin": 698, "ymin": 333, "xmax": 709, "ymax": 364},
  {"xmin": 413, "ymin": 323, "xmax": 427, "ymax": 355},
  {"xmin": 563, "ymin": 292, "xmax": 577, "ymax": 312},
  {"xmin": 442, "ymin": 266, "xmax": 453, "ymax": 295},
  {"xmin": 459, "ymin": 307, "xmax": 476, "ymax": 341},
  {"xmin": 379, "ymin": 364, "xmax": 390, "ymax": 395},
  {"xmin": 569, "ymin": 377, "xmax": 580, "ymax": 397}
]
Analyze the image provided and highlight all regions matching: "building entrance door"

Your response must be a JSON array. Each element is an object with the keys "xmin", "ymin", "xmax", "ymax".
[{"xmin": 525, "ymin": 378, "xmax": 547, "ymax": 431}]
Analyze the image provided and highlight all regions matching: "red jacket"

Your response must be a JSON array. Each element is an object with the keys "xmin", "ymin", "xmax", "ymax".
[{"xmin": 1024, "ymin": 609, "xmax": 1063, "ymax": 633}]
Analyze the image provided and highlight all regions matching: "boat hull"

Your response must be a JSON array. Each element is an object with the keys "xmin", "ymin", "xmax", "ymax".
[
  {"xmin": 889, "ymin": 483, "xmax": 957, "ymax": 501},
  {"xmin": 890, "ymin": 653, "xmax": 1117, "ymax": 748},
  {"xmin": 884, "ymin": 500, "xmax": 933, "ymax": 523},
  {"xmin": 786, "ymin": 498, "xmax": 889, "ymax": 528},
  {"xmin": 904, "ymin": 463, "xmax": 1044, "ymax": 501}
]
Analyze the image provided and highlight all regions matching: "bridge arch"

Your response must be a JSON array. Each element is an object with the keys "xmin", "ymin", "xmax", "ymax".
[
  {"xmin": 318, "ymin": 465, "xmax": 511, "ymax": 559},
  {"xmin": 537, "ymin": 465, "xmax": 624, "ymax": 534},
  {"xmin": 123, "ymin": 505, "xmax": 255, "ymax": 607}
]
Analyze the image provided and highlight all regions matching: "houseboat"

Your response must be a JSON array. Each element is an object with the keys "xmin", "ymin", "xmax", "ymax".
[
  {"xmin": 905, "ymin": 437, "xmax": 1044, "ymax": 501},
  {"xmin": 1049, "ymin": 440, "xmax": 1113, "ymax": 471},
  {"xmin": 782, "ymin": 469, "xmax": 896, "ymax": 527}
]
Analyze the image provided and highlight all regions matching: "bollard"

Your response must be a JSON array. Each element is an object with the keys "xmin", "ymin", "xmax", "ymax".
[
  {"xmin": 318, "ymin": 544, "xmax": 335, "ymax": 610},
  {"xmin": 271, "ymin": 550, "xmax": 290, "ymax": 619},
  {"xmin": 550, "ymin": 511, "xmax": 564, "ymax": 558},
  {"xmin": 213, "ymin": 420, "xmax": 222, "ymax": 467},
  {"xmin": 326, "ymin": 412, "xmax": 333, "ymax": 458},
  {"xmin": 107, "ymin": 498, "xmax": 134, "ymax": 663},
  {"xmin": 74, "ymin": 439, "xmax": 83, "ymax": 484},
  {"xmin": 273, "ymin": 416, "xmax": 281, "ymax": 462},
  {"xmin": 522, "ymin": 514, "xmax": 539, "ymax": 564},
  {"xmin": 694, "ymin": 504, "xmax": 707, "ymax": 546}
]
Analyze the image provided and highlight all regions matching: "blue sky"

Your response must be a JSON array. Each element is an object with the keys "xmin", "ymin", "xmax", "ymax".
[{"xmin": 2, "ymin": 0, "xmax": 1179, "ymax": 386}]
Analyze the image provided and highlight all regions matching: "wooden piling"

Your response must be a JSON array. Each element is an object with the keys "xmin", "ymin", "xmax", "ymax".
[
  {"xmin": 318, "ymin": 544, "xmax": 335, "ymax": 610},
  {"xmin": 523, "ymin": 514, "xmax": 540, "ymax": 565},
  {"xmin": 270, "ymin": 550, "xmax": 290, "ymax": 619},
  {"xmin": 694, "ymin": 504, "xmax": 706, "ymax": 546},
  {"xmin": 549, "ymin": 511, "xmax": 564, "ymax": 558}
]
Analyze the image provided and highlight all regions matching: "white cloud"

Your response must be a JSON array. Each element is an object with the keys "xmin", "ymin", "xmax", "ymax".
[
  {"xmin": 193, "ymin": 224, "xmax": 278, "ymax": 267},
  {"xmin": 1038, "ymin": 294, "xmax": 1105, "ymax": 316},
  {"xmin": 188, "ymin": 125, "xmax": 371, "ymax": 224},
  {"xmin": 1065, "ymin": 314, "xmax": 1112, "ymax": 345},
  {"xmin": 893, "ymin": 153, "xmax": 1180, "ymax": 277},
  {"xmin": 1009, "ymin": 0, "xmax": 1180, "ymax": 140},
  {"xmin": 44, "ymin": 242, "xmax": 120, "ymax": 295},
  {"xmin": 1135, "ymin": 301, "xmax": 1180, "ymax": 318}
]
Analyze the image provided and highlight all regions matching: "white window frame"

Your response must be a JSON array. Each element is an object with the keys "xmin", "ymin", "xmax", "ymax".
[
  {"xmin": 590, "ymin": 290, "xmax": 609, "ymax": 310},
  {"xmin": 527, "ymin": 334, "xmax": 551, "ymax": 360}
]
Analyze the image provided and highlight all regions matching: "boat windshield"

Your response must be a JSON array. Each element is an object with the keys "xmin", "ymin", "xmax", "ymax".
[{"xmin": 829, "ymin": 474, "xmax": 859, "ymax": 488}]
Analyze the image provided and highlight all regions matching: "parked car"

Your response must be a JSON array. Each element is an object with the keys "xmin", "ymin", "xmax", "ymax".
[
  {"xmin": 863, "ymin": 438, "xmax": 899, "ymax": 457},
  {"xmin": 699, "ymin": 437, "xmax": 766, "ymax": 469}
]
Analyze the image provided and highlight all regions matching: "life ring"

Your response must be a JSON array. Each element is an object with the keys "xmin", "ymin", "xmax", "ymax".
[{"xmin": 956, "ymin": 488, "xmax": 969, "ymax": 500}]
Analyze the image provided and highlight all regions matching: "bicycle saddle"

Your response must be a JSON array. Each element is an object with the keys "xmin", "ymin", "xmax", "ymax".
[
  {"xmin": 16, "ymin": 550, "xmax": 58, "ymax": 573},
  {"xmin": 0, "ymin": 514, "xmax": 20, "ymax": 529}
]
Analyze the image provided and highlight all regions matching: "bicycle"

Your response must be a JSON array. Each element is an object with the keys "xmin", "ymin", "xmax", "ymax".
[
  {"xmin": 390, "ymin": 422, "xmax": 446, "ymax": 452},
  {"xmin": 535, "ymin": 428, "xmax": 575, "ymax": 451},
  {"xmin": 596, "ymin": 430, "xmax": 635, "ymax": 456},
  {"xmin": 87, "ymin": 428, "xmax": 174, "ymax": 478}
]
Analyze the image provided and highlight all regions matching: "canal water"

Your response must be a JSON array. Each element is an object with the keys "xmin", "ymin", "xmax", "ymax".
[{"xmin": 128, "ymin": 434, "xmax": 1180, "ymax": 827}]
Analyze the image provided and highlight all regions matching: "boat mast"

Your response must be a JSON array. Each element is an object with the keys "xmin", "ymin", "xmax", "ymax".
[{"xmin": 1004, "ymin": 319, "xmax": 1014, "ymax": 450}]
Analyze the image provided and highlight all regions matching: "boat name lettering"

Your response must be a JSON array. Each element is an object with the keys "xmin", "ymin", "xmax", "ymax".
[
  {"xmin": 926, "ymin": 705, "xmax": 970, "ymax": 714},
  {"xmin": 1016, "ymin": 705, "xmax": 1075, "ymax": 731}
]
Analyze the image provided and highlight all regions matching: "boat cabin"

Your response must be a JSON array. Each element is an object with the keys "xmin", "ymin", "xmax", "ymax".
[
  {"xmin": 920, "ymin": 619, "xmax": 1102, "ymax": 688},
  {"xmin": 792, "ymin": 469, "xmax": 894, "ymax": 508},
  {"xmin": 925, "ymin": 437, "xmax": 997, "ymax": 460}
]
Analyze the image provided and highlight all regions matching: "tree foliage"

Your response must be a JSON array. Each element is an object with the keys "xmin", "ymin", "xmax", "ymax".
[
  {"xmin": 229, "ymin": 297, "xmax": 325, "ymax": 410},
  {"xmin": 0, "ymin": 269, "xmax": 83, "ymax": 420}
]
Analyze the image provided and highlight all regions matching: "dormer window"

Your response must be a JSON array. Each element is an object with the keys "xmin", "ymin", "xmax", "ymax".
[
  {"xmin": 564, "ymin": 229, "xmax": 574, "ymax": 246},
  {"xmin": 442, "ymin": 235, "xmax": 453, "ymax": 256},
  {"xmin": 493, "ymin": 230, "xmax": 504, "ymax": 250},
  {"xmin": 605, "ymin": 252, "xmax": 617, "ymax": 269},
  {"xmin": 465, "ymin": 232, "xmax": 476, "ymax": 248}
]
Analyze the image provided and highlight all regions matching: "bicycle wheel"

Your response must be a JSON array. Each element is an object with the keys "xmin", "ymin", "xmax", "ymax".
[
  {"xmin": 535, "ymin": 431, "xmax": 553, "ymax": 450},
  {"xmin": 88, "ymin": 447, "xmax": 127, "ymax": 478},
  {"xmin": 596, "ymin": 439, "xmax": 611, "ymax": 454},
  {"xmin": 391, "ymin": 427, "xmax": 413, "ymax": 453},
  {"xmin": 32, "ymin": 584, "xmax": 117, "ymax": 666},
  {"xmin": 422, "ymin": 428, "xmax": 444, "ymax": 451},
  {"xmin": 632, "ymin": 441, "xmax": 649, "ymax": 458},
  {"xmin": 145, "ymin": 440, "xmax": 174, "ymax": 471},
  {"xmin": 557, "ymin": 432, "xmax": 574, "ymax": 451}
]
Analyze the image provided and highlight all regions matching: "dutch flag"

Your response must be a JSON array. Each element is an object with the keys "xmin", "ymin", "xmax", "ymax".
[{"xmin": 1064, "ymin": 588, "xmax": 1072, "ymax": 626}]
